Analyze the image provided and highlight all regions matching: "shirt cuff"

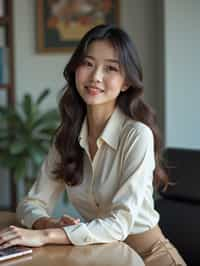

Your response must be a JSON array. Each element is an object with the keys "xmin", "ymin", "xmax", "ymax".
[
  {"xmin": 63, "ymin": 223, "xmax": 97, "ymax": 246},
  {"xmin": 19, "ymin": 209, "xmax": 50, "ymax": 229}
]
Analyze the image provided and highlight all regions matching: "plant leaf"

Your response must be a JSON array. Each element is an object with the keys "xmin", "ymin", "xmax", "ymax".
[
  {"xmin": 36, "ymin": 89, "xmax": 50, "ymax": 105},
  {"xmin": 32, "ymin": 109, "xmax": 59, "ymax": 131},
  {"xmin": 14, "ymin": 159, "xmax": 27, "ymax": 181},
  {"xmin": 22, "ymin": 94, "xmax": 32, "ymax": 117},
  {"xmin": 10, "ymin": 142, "xmax": 27, "ymax": 155},
  {"xmin": 0, "ymin": 152, "xmax": 23, "ymax": 170},
  {"xmin": 29, "ymin": 142, "xmax": 47, "ymax": 166},
  {"xmin": 0, "ymin": 90, "xmax": 57, "ymax": 181}
]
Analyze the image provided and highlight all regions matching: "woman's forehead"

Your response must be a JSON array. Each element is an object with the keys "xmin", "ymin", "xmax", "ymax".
[{"xmin": 85, "ymin": 40, "xmax": 120, "ymax": 61}]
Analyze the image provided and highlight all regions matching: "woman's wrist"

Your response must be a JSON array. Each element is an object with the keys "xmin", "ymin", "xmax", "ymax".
[{"xmin": 42, "ymin": 228, "xmax": 72, "ymax": 245}]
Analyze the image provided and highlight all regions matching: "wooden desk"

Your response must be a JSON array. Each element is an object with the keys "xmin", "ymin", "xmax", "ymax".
[{"xmin": 0, "ymin": 212, "xmax": 144, "ymax": 266}]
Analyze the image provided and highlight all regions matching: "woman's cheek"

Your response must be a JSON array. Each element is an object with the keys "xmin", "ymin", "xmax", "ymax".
[
  {"xmin": 109, "ymin": 77, "xmax": 124, "ymax": 92},
  {"xmin": 75, "ymin": 67, "xmax": 82, "ymax": 80},
  {"xmin": 75, "ymin": 67, "xmax": 84, "ymax": 87}
]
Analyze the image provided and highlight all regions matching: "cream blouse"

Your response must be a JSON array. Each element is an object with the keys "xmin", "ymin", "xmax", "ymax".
[{"xmin": 16, "ymin": 107, "xmax": 159, "ymax": 246}]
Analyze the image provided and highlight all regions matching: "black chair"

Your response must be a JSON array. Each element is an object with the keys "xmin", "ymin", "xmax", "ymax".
[{"xmin": 155, "ymin": 148, "xmax": 200, "ymax": 266}]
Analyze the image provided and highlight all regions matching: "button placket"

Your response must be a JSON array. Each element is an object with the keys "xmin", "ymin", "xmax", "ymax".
[
  {"xmin": 91, "ymin": 149, "xmax": 101, "ymax": 209},
  {"xmin": 85, "ymin": 149, "xmax": 96, "ymax": 208}
]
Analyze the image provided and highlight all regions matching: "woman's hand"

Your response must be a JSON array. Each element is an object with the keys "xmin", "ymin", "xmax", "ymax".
[
  {"xmin": 0, "ymin": 225, "xmax": 71, "ymax": 249},
  {"xmin": 59, "ymin": 214, "xmax": 80, "ymax": 226},
  {"xmin": 32, "ymin": 215, "xmax": 80, "ymax": 229},
  {"xmin": 0, "ymin": 226, "xmax": 47, "ymax": 248}
]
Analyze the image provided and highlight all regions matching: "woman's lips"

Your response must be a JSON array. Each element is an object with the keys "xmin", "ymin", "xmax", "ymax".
[{"xmin": 85, "ymin": 86, "xmax": 104, "ymax": 96}]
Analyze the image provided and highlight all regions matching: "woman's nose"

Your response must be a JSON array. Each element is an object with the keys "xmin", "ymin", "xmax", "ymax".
[{"xmin": 90, "ymin": 67, "xmax": 103, "ymax": 82}]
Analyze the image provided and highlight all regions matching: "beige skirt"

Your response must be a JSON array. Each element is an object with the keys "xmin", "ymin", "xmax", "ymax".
[{"xmin": 125, "ymin": 225, "xmax": 187, "ymax": 266}]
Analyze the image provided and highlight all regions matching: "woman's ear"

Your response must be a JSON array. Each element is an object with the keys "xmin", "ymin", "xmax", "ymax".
[{"xmin": 121, "ymin": 83, "xmax": 129, "ymax": 92}]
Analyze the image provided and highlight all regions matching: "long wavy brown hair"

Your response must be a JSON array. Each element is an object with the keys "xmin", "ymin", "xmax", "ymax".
[{"xmin": 54, "ymin": 24, "xmax": 168, "ymax": 189}]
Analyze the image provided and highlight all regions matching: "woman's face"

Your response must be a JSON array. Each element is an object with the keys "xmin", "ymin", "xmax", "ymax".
[{"xmin": 75, "ymin": 40, "xmax": 128, "ymax": 110}]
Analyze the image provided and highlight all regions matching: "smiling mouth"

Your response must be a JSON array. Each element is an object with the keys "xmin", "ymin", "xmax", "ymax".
[{"xmin": 85, "ymin": 86, "xmax": 104, "ymax": 94}]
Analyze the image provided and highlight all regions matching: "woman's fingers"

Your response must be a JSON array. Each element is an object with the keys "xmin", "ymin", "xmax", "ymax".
[
  {"xmin": 0, "ymin": 236, "xmax": 19, "ymax": 249},
  {"xmin": 0, "ymin": 226, "xmax": 20, "ymax": 248},
  {"xmin": 0, "ymin": 226, "xmax": 45, "ymax": 248},
  {"xmin": 0, "ymin": 231, "xmax": 16, "ymax": 244},
  {"xmin": 0, "ymin": 226, "xmax": 17, "ymax": 243},
  {"xmin": 59, "ymin": 214, "xmax": 80, "ymax": 225},
  {"xmin": 62, "ymin": 214, "xmax": 80, "ymax": 224}
]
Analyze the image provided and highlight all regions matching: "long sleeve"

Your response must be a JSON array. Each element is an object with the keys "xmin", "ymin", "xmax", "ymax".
[
  {"xmin": 16, "ymin": 145, "xmax": 65, "ymax": 228},
  {"xmin": 63, "ymin": 125, "xmax": 156, "ymax": 246}
]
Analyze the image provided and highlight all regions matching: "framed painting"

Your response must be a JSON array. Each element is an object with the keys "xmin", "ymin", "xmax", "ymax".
[{"xmin": 37, "ymin": 0, "xmax": 120, "ymax": 53}]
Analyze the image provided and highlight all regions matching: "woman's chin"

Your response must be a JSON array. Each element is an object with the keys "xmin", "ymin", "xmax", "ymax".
[{"xmin": 84, "ymin": 97, "xmax": 103, "ymax": 106}]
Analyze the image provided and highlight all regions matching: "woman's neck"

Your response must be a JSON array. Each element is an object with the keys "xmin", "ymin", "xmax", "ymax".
[{"xmin": 86, "ymin": 104, "xmax": 115, "ymax": 141}]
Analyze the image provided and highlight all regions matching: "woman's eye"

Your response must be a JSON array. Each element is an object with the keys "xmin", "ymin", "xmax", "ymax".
[
  {"xmin": 106, "ymin": 65, "xmax": 119, "ymax": 72},
  {"xmin": 82, "ymin": 60, "xmax": 93, "ymax": 67}
]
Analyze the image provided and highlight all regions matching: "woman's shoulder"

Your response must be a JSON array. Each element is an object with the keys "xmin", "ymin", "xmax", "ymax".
[
  {"xmin": 119, "ymin": 116, "xmax": 155, "ymax": 163},
  {"xmin": 122, "ymin": 116, "xmax": 153, "ymax": 142}
]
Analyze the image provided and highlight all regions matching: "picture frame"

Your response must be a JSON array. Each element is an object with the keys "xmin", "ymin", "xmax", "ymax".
[{"xmin": 37, "ymin": 0, "xmax": 120, "ymax": 53}]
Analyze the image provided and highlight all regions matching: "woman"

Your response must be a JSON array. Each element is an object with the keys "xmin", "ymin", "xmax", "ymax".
[{"xmin": 0, "ymin": 24, "xmax": 186, "ymax": 266}]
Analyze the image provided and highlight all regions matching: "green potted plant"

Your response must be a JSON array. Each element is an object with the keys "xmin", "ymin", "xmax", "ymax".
[{"xmin": 0, "ymin": 89, "xmax": 59, "ymax": 197}]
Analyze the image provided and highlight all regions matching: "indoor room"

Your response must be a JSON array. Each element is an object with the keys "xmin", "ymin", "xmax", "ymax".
[{"xmin": 0, "ymin": 1, "xmax": 199, "ymax": 265}]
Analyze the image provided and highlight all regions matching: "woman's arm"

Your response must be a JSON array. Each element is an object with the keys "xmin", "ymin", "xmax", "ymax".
[
  {"xmin": 32, "ymin": 215, "xmax": 80, "ymax": 229},
  {"xmin": 16, "ymin": 145, "xmax": 65, "ymax": 228},
  {"xmin": 0, "ymin": 215, "xmax": 80, "ymax": 248},
  {"xmin": 0, "ymin": 225, "xmax": 72, "ymax": 249}
]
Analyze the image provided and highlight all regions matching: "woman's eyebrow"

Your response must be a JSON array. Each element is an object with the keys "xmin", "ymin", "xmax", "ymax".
[
  {"xmin": 84, "ymin": 55, "xmax": 94, "ymax": 60},
  {"xmin": 85, "ymin": 55, "xmax": 119, "ymax": 65},
  {"xmin": 105, "ymin": 59, "xmax": 120, "ymax": 65}
]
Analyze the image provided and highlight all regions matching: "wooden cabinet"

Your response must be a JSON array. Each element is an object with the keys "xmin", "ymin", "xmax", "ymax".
[{"xmin": 0, "ymin": 0, "xmax": 15, "ymax": 105}]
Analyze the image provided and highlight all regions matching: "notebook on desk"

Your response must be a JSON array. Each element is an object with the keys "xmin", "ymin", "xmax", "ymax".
[{"xmin": 0, "ymin": 246, "xmax": 32, "ymax": 262}]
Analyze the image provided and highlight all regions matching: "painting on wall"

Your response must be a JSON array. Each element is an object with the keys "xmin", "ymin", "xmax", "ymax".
[{"xmin": 37, "ymin": 0, "xmax": 120, "ymax": 53}]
